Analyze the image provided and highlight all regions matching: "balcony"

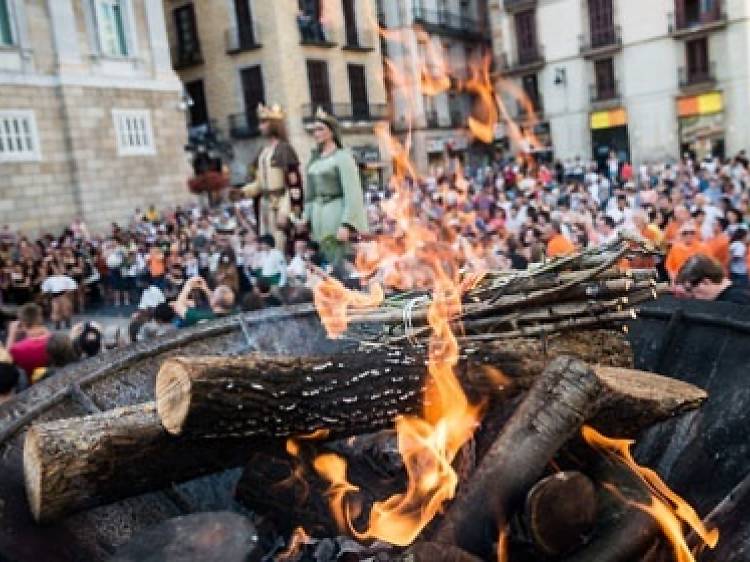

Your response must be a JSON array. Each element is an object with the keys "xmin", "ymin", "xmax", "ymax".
[
  {"xmin": 579, "ymin": 25, "xmax": 622, "ymax": 58},
  {"xmin": 225, "ymin": 23, "xmax": 261, "ymax": 54},
  {"xmin": 668, "ymin": 7, "xmax": 727, "ymax": 38},
  {"xmin": 590, "ymin": 81, "xmax": 621, "ymax": 107},
  {"xmin": 503, "ymin": 0, "xmax": 537, "ymax": 13},
  {"xmin": 228, "ymin": 113, "xmax": 260, "ymax": 139},
  {"xmin": 297, "ymin": 16, "xmax": 337, "ymax": 47},
  {"xmin": 497, "ymin": 45, "xmax": 545, "ymax": 75},
  {"xmin": 172, "ymin": 45, "xmax": 203, "ymax": 70},
  {"xmin": 412, "ymin": 5, "xmax": 490, "ymax": 42},
  {"xmin": 678, "ymin": 63, "xmax": 717, "ymax": 91},
  {"xmin": 343, "ymin": 27, "xmax": 376, "ymax": 52},
  {"xmin": 301, "ymin": 103, "xmax": 389, "ymax": 124}
]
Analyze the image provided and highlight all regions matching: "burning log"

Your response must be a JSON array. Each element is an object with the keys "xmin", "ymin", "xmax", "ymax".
[
  {"xmin": 523, "ymin": 471, "xmax": 598, "ymax": 557},
  {"xmin": 404, "ymin": 542, "xmax": 483, "ymax": 562},
  {"xmin": 24, "ymin": 336, "xmax": 704, "ymax": 524},
  {"xmin": 155, "ymin": 346, "xmax": 703, "ymax": 441},
  {"xmin": 432, "ymin": 356, "xmax": 704, "ymax": 559},
  {"xmin": 23, "ymin": 402, "xmax": 274, "ymax": 523},
  {"xmin": 433, "ymin": 357, "xmax": 603, "ymax": 558}
]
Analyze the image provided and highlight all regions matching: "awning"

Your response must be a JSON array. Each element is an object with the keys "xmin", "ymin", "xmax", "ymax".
[
  {"xmin": 590, "ymin": 108, "xmax": 627, "ymax": 130},
  {"xmin": 677, "ymin": 92, "xmax": 723, "ymax": 118}
]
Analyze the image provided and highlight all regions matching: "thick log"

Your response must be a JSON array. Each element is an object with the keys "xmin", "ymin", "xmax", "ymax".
[
  {"xmin": 523, "ymin": 472, "xmax": 598, "ymax": 557},
  {"xmin": 431, "ymin": 356, "xmax": 703, "ymax": 559},
  {"xmin": 433, "ymin": 357, "xmax": 604, "ymax": 558},
  {"xmin": 23, "ymin": 402, "xmax": 272, "ymax": 523},
  {"xmin": 155, "ymin": 341, "xmax": 703, "ymax": 440},
  {"xmin": 26, "ymin": 336, "xmax": 704, "ymax": 523}
]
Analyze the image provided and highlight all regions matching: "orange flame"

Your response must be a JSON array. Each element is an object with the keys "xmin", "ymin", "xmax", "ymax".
[
  {"xmin": 464, "ymin": 55, "xmax": 498, "ymax": 144},
  {"xmin": 273, "ymin": 438, "xmax": 310, "ymax": 504},
  {"xmin": 276, "ymin": 526, "xmax": 312, "ymax": 562},
  {"xmin": 313, "ymin": 277, "xmax": 384, "ymax": 339},
  {"xmin": 416, "ymin": 29, "xmax": 452, "ymax": 96},
  {"xmin": 496, "ymin": 525, "xmax": 509, "ymax": 562},
  {"xmin": 582, "ymin": 426, "xmax": 719, "ymax": 561}
]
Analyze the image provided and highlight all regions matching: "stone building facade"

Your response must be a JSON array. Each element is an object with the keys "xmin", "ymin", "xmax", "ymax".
[
  {"xmin": 164, "ymin": 0, "xmax": 389, "ymax": 191},
  {"xmin": 0, "ymin": 0, "xmax": 192, "ymax": 234},
  {"xmin": 490, "ymin": 0, "xmax": 750, "ymax": 168}
]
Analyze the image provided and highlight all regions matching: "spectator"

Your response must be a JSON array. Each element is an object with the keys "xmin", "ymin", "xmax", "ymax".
[
  {"xmin": 6, "ymin": 303, "xmax": 49, "ymax": 349},
  {"xmin": 41, "ymin": 264, "xmax": 77, "ymax": 329},
  {"xmin": 545, "ymin": 221, "xmax": 575, "ymax": 258},
  {"xmin": 137, "ymin": 302, "xmax": 178, "ymax": 341},
  {"xmin": 70, "ymin": 321, "xmax": 103, "ymax": 359},
  {"xmin": 0, "ymin": 345, "xmax": 21, "ymax": 404},
  {"xmin": 256, "ymin": 234, "xmax": 288, "ymax": 288},
  {"xmin": 665, "ymin": 222, "xmax": 711, "ymax": 282},
  {"xmin": 677, "ymin": 254, "xmax": 750, "ymax": 304},
  {"xmin": 729, "ymin": 228, "xmax": 749, "ymax": 286},
  {"xmin": 173, "ymin": 276, "xmax": 236, "ymax": 328}
]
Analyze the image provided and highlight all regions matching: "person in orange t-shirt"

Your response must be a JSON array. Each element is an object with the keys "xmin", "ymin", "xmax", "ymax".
[
  {"xmin": 147, "ymin": 246, "xmax": 166, "ymax": 288},
  {"xmin": 664, "ymin": 205, "xmax": 691, "ymax": 243},
  {"xmin": 705, "ymin": 218, "xmax": 730, "ymax": 273},
  {"xmin": 545, "ymin": 222, "xmax": 576, "ymax": 258},
  {"xmin": 665, "ymin": 222, "xmax": 711, "ymax": 281}
]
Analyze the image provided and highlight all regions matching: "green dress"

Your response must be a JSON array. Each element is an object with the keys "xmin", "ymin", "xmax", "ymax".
[{"xmin": 304, "ymin": 149, "xmax": 369, "ymax": 242}]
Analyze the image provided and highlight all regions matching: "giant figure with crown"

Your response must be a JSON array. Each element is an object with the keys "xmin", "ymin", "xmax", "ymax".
[{"xmin": 242, "ymin": 103, "xmax": 303, "ymax": 251}]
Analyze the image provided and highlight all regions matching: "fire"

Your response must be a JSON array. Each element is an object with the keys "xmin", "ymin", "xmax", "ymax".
[
  {"xmin": 582, "ymin": 426, "xmax": 719, "ymax": 560},
  {"xmin": 308, "ymin": 15, "xmax": 532, "ymax": 550},
  {"xmin": 276, "ymin": 526, "xmax": 312, "ymax": 562},
  {"xmin": 496, "ymin": 525, "xmax": 509, "ymax": 562},
  {"xmin": 273, "ymin": 438, "xmax": 310, "ymax": 504},
  {"xmin": 464, "ymin": 55, "xmax": 498, "ymax": 144},
  {"xmin": 312, "ymin": 276, "xmax": 384, "ymax": 339}
]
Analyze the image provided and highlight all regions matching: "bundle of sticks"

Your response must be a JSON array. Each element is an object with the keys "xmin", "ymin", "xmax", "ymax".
[{"xmin": 346, "ymin": 237, "xmax": 666, "ymax": 345}]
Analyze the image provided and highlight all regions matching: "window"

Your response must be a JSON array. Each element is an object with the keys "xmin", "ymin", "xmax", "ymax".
[
  {"xmin": 186, "ymin": 80, "xmax": 209, "ymax": 127},
  {"xmin": 0, "ymin": 111, "xmax": 40, "ymax": 162},
  {"xmin": 112, "ymin": 110, "xmax": 155, "ymax": 156},
  {"xmin": 233, "ymin": 0, "xmax": 256, "ymax": 48},
  {"xmin": 514, "ymin": 10, "xmax": 538, "ymax": 63},
  {"xmin": 594, "ymin": 58, "xmax": 616, "ymax": 99},
  {"xmin": 521, "ymin": 73, "xmax": 541, "ymax": 110},
  {"xmin": 306, "ymin": 60, "xmax": 332, "ymax": 113},
  {"xmin": 342, "ymin": 0, "xmax": 358, "ymax": 46},
  {"xmin": 174, "ymin": 4, "xmax": 201, "ymax": 59},
  {"xmin": 95, "ymin": 0, "xmax": 128, "ymax": 57},
  {"xmin": 0, "ymin": 0, "xmax": 13, "ymax": 46},
  {"xmin": 686, "ymin": 37, "xmax": 709, "ymax": 77},
  {"xmin": 348, "ymin": 64, "xmax": 369, "ymax": 118},
  {"xmin": 240, "ymin": 65, "xmax": 265, "ymax": 133},
  {"xmin": 588, "ymin": 0, "xmax": 615, "ymax": 47}
]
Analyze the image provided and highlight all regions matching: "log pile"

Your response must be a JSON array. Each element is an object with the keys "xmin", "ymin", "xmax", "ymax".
[{"xmin": 19, "ymin": 244, "xmax": 726, "ymax": 560}]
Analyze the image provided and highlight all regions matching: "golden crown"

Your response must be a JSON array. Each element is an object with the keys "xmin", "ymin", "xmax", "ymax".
[
  {"xmin": 257, "ymin": 103, "xmax": 285, "ymax": 120},
  {"xmin": 315, "ymin": 106, "xmax": 332, "ymax": 121}
]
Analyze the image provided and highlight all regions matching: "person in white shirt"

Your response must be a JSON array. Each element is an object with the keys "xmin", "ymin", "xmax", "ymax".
[
  {"xmin": 286, "ymin": 240, "xmax": 309, "ymax": 287},
  {"xmin": 257, "ymin": 234, "xmax": 287, "ymax": 288},
  {"xmin": 42, "ymin": 268, "xmax": 78, "ymax": 329}
]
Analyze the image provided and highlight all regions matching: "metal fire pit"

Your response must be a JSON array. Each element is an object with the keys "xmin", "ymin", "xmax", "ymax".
[
  {"xmin": 0, "ymin": 299, "xmax": 747, "ymax": 561},
  {"xmin": 0, "ymin": 304, "xmax": 354, "ymax": 562}
]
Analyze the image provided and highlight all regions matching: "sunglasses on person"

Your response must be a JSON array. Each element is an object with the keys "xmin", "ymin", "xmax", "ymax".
[{"xmin": 681, "ymin": 230, "xmax": 696, "ymax": 236}]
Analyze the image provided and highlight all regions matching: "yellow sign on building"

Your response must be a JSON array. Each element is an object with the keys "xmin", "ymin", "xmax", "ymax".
[
  {"xmin": 590, "ymin": 108, "xmax": 628, "ymax": 130},
  {"xmin": 677, "ymin": 92, "xmax": 723, "ymax": 118}
]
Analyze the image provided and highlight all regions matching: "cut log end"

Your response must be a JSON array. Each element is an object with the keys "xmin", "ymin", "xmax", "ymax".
[
  {"xmin": 23, "ymin": 426, "xmax": 44, "ymax": 523},
  {"xmin": 156, "ymin": 359, "xmax": 192, "ymax": 435}
]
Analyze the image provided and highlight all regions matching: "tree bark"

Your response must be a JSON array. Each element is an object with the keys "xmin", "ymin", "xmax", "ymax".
[
  {"xmin": 155, "ymin": 345, "xmax": 704, "ymax": 441},
  {"xmin": 26, "ymin": 336, "xmax": 705, "ymax": 523},
  {"xmin": 433, "ymin": 357, "xmax": 604, "ymax": 558},
  {"xmin": 23, "ymin": 402, "xmax": 272, "ymax": 523}
]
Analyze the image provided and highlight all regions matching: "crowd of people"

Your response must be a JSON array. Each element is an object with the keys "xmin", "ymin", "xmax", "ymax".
[{"xmin": 2, "ymin": 144, "xmax": 750, "ymax": 400}]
